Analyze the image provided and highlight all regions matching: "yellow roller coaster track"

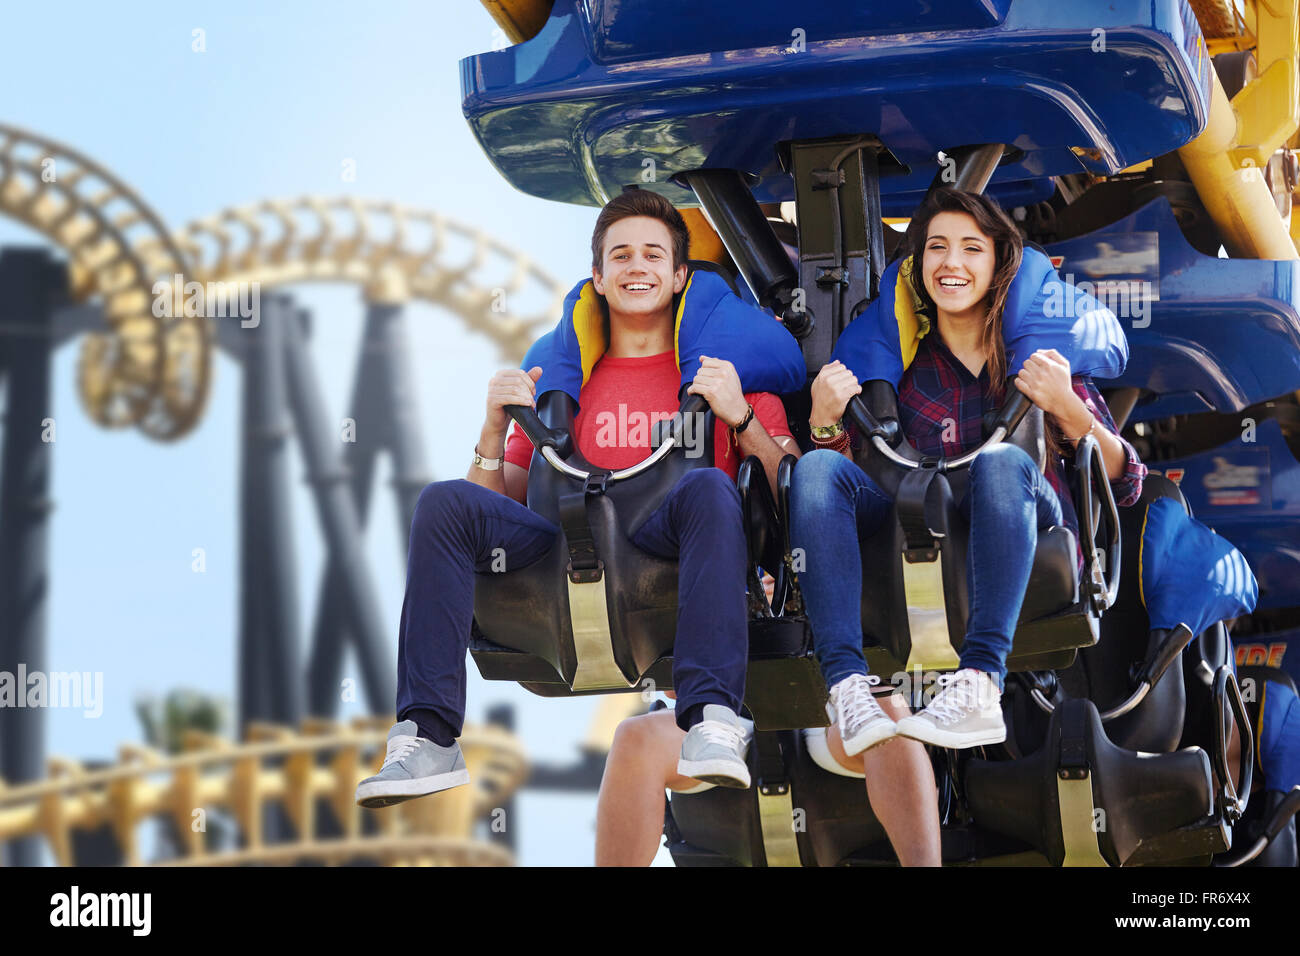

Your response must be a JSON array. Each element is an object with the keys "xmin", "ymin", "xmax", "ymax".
[
  {"xmin": 0, "ymin": 125, "xmax": 568, "ymax": 442},
  {"xmin": 0, "ymin": 123, "xmax": 209, "ymax": 440},
  {"xmin": 0, "ymin": 718, "xmax": 528, "ymax": 867},
  {"xmin": 176, "ymin": 195, "xmax": 567, "ymax": 361}
]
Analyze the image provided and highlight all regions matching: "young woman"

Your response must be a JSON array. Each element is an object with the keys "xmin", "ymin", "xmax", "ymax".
[{"xmin": 791, "ymin": 188, "xmax": 1146, "ymax": 755}]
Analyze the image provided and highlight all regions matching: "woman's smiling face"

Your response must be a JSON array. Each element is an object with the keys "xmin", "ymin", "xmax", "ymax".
[{"xmin": 921, "ymin": 210, "xmax": 996, "ymax": 319}]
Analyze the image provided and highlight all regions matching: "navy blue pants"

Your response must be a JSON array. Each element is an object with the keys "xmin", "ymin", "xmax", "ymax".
[{"xmin": 395, "ymin": 470, "xmax": 748, "ymax": 738}]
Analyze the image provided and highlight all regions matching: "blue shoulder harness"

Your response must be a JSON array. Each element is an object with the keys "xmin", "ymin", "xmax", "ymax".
[
  {"xmin": 832, "ymin": 247, "xmax": 1129, "ymax": 387},
  {"xmin": 522, "ymin": 270, "xmax": 805, "ymax": 409},
  {"xmin": 1140, "ymin": 496, "xmax": 1258, "ymax": 639}
]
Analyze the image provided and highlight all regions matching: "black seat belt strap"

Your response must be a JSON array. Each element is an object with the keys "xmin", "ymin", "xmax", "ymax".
[
  {"xmin": 897, "ymin": 465, "xmax": 940, "ymax": 555},
  {"xmin": 558, "ymin": 472, "xmax": 609, "ymax": 583}
]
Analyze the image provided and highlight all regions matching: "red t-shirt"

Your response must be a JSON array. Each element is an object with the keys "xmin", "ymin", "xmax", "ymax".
[{"xmin": 504, "ymin": 351, "xmax": 791, "ymax": 482}]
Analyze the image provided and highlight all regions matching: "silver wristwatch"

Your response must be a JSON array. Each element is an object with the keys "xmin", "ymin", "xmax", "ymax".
[{"xmin": 472, "ymin": 444, "xmax": 506, "ymax": 471}]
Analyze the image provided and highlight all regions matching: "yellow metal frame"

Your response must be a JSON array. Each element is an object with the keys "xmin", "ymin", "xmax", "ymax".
[
  {"xmin": 1179, "ymin": 74, "xmax": 1300, "ymax": 258},
  {"xmin": 1177, "ymin": 2, "xmax": 1300, "ymax": 258},
  {"xmin": 0, "ymin": 126, "xmax": 569, "ymax": 442},
  {"xmin": 0, "ymin": 718, "xmax": 527, "ymax": 866},
  {"xmin": 1227, "ymin": 1, "xmax": 1300, "ymax": 170}
]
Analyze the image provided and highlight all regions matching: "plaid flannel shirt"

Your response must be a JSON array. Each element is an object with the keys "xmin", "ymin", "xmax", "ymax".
[{"xmin": 892, "ymin": 334, "xmax": 1146, "ymax": 566}]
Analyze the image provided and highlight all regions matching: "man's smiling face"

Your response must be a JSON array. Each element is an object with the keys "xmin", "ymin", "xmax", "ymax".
[{"xmin": 592, "ymin": 216, "xmax": 688, "ymax": 320}]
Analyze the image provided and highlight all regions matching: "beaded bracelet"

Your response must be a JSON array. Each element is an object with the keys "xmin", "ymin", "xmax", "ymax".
[
  {"xmin": 730, "ymin": 403, "xmax": 755, "ymax": 436},
  {"xmin": 811, "ymin": 429, "xmax": 851, "ymax": 453}
]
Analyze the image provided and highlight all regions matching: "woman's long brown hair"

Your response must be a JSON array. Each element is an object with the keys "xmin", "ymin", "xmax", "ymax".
[
  {"xmin": 899, "ymin": 188, "xmax": 1022, "ymax": 401},
  {"xmin": 899, "ymin": 188, "xmax": 1069, "ymax": 463}
]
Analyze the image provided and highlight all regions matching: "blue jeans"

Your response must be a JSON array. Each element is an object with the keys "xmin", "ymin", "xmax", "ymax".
[
  {"xmin": 395, "ymin": 470, "xmax": 748, "ymax": 737},
  {"xmin": 789, "ymin": 446, "xmax": 1063, "ymax": 691}
]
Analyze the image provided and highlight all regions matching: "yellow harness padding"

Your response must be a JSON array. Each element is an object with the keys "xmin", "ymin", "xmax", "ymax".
[
  {"xmin": 895, "ymin": 256, "xmax": 932, "ymax": 373},
  {"xmin": 1138, "ymin": 504, "xmax": 1150, "ymax": 612},
  {"xmin": 572, "ymin": 282, "xmax": 608, "ymax": 387},
  {"xmin": 572, "ymin": 274, "xmax": 695, "ymax": 387},
  {"xmin": 673, "ymin": 274, "xmax": 691, "ymax": 368},
  {"xmin": 1256, "ymin": 681, "xmax": 1268, "ymax": 775}
]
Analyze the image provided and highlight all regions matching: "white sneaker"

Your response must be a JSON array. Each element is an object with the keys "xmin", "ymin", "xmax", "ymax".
[
  {"xmin": 895, "ymin": 668, "xmax": 1005, "ymax": 749},
  {"xmin": 826, "ymin": 673, "xmax": 897, "ymax": 756}
]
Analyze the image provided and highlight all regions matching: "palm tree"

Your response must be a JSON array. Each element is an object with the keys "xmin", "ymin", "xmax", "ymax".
[{"xmin": 133, "ymin": 689, "xmax": 232, "ymax": 860}]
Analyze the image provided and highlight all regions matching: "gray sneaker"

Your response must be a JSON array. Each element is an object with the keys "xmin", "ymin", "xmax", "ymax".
[
  {"xmin": 355, "ymin": 720, "xmax": 470, "ymax": 809},
  {"xmin": 676, "ymin": 704, "xmax": 753, "ymax": 789}
]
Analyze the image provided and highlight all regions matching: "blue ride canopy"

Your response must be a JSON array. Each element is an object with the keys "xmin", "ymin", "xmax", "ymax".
[
  {"xmin": 461, "ymin": 0, "xmax": 1212, "ymax": 215},
  {"xmin": 1140, "ymin": 496, "xmax": 1258, "ymax": 640},
  {"xmin": 522, "ymin": 268, "xmax": 806, "ymax": 409},
  {"xmin": 831, "ymin": 247, "xmax": 1130, "ymax": 388},
  {"xmin": 1259, "ymin": 680, "xmax": 1300, "ymax": 793}
]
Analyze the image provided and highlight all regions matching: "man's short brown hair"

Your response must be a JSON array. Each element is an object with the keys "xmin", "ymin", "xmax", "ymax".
[{"xmin": 591, "ymin": 188, "xmax": 690, "ymax": 273}]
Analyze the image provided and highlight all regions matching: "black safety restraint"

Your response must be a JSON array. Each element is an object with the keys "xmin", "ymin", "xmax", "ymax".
[{"xmin": 558, "ymin": 471, "xmax": 609, "ymax": 584}]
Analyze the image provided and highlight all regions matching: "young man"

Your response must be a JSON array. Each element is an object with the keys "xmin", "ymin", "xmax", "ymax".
[{"xmin": 355, "ymin": 189, "xmax": 800, "ymax": 808}]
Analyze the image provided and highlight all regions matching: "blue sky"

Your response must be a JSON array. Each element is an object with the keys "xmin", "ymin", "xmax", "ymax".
[{"xmin": 0, "ymin": 1, "xmax": 664, "ymax": 866}]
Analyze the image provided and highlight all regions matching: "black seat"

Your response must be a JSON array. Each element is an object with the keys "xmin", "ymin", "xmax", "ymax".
[
  {"xmin": 965, "ymin": 698, "xmax": 1224, "ymax": 866},
  {"xmin": 666, "ymin": 725, "xmax": 890, "ymax": 867},
  {"xmin": 468, "ymin": 392, "xmax": 824, "ymax": 728},
  {"xmin": 1049, "ymin": 474, "xmax": 1198, "ymax": 754},
  {"xmin": 1230, "ymin": 789, "xmax": 1300, "ymax": 867},
  {"xmin": 738, "ymin": 453, "xmax": 828, "ymax": 730},
  {"xmin": 964, "ymin": 474, "xmax": 1257, "ymax": 865},
  {"xmin": 470, "ymin": 390, "xmax": 718, "ymax": 693},
  {"xmin": 1180, "ymin": 620, "xmax": 1255, "ymax": 830},
  {"xmin": 846, "ymin": 381, "xmax": 1120, "ymax": 678},
  {"xmin": 1216, "ymin": 664, "xmax": 1297, "ymax": 866},
  {"xmin": 858, "ymin": 489, "xmax": 1086, "ymax": 676}
]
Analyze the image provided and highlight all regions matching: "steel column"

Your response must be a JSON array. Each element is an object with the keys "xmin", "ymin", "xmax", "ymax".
[
  {"xmin": 0, "ymin": 248, "xmax": 66, "ymax": 865},
  {"xmin": 237, "ymin": 293, "xmax": 303, "ymax": 733},
  {"xmin": 282, "ymin": 305, "xmax": 394, "ymax": 714}
]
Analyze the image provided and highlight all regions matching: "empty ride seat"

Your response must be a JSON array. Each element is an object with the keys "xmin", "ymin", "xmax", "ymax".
[
  {"xmin": 1218, "ymin": 665, "xmax": 1299, "ymax": 867},
  {"xmin": 1052, "ymin": 475, "xmax": 1196, "ymax": 754},
  {"xmin": 969, "ymin": 480, "xmax": 1263, "ymax": 866},
  {"xmin": 966, "ymin": 698, "xmax": 1221, "ymax": 866}
]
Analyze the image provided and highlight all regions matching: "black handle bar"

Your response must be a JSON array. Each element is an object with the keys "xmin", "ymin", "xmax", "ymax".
[
  {"xmin": 505, "ymin": 402, "xmax": 573, "ymax": 459},
  {"xmin": 845, "ymin": 378, "xmax": 1031, "ymax": 473}
]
